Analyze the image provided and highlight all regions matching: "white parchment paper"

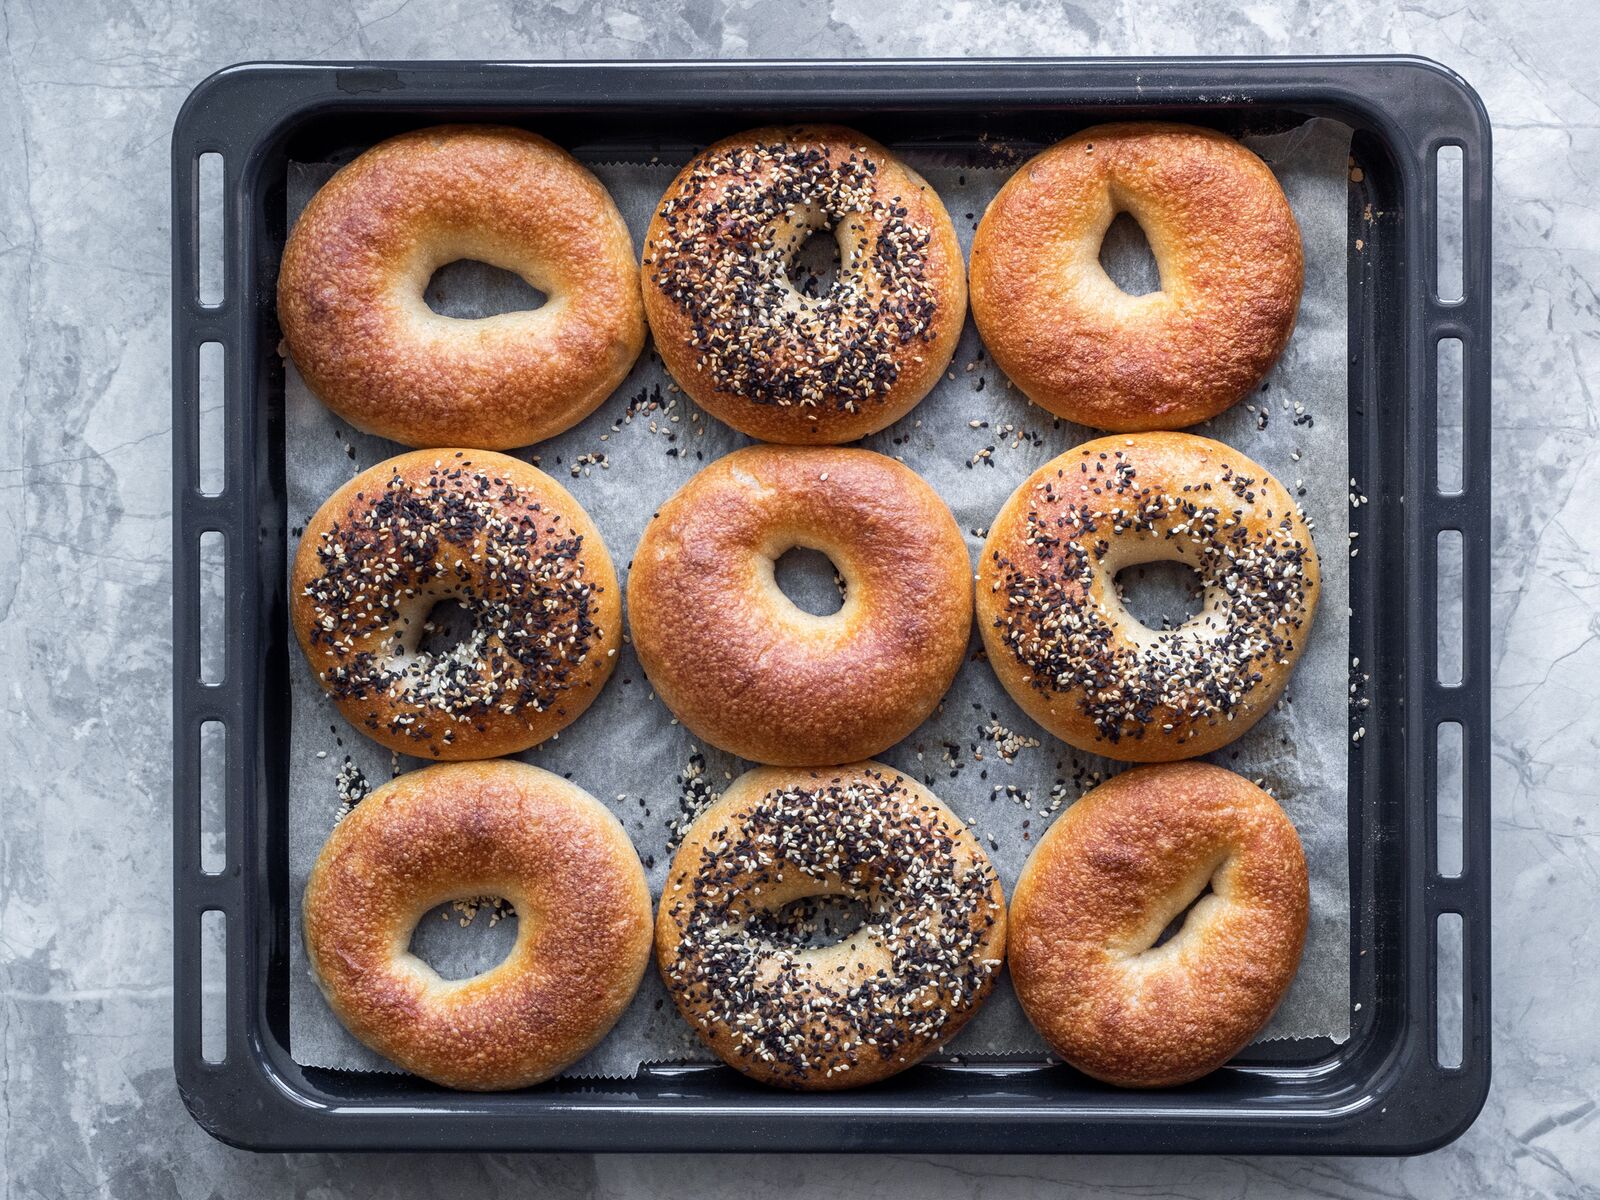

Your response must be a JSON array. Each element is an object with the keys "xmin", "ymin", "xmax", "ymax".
[{"xmin": 286, "ymin": 118, "xmax": 1354, "ymax": 1078}]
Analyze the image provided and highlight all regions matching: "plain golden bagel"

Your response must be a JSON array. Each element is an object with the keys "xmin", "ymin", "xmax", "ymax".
[
  {"xmin": 627, "ymin": 446, "xmax": 972, "ymax": 765},
  {"xmin": 641, "ymin": 125, "xmax": 966, "ymax": 443},
  {"xmin": 1009, "ymin": 762, "xmax": 1309, "ymax": 1088},
  {"xmin": 977, "ymin": 433, "xmax": 1318, "ymax": 762},
  {"xmin": 278, "ymin": 125, "xmax": 645, "ymax": 449},
  {"xmin": 970, "ymin": 123, "xmax": 1303, "ymax": 431},
  {"xmin": 657, "ymin": 763, "xmax": 1006, "ymax": 1089},
  {"xmin": 291, "ymin": 449, "xmax": 620, "ymax": 760},
  {"xmin": 302, "ymin": 760, "xmax": 653, "ymax": 1091}
]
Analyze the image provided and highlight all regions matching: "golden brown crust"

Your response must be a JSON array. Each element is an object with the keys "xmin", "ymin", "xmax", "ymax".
[
  {"xmin": 976, "ymin": 433, "xmax": 1319, "ymax": 762},
  {"xmin": 641, "ymin": 125, "xmax": 966, "ymax": 444},
  {"xmin": 302, "ymin": 760, "xmax": 653, "ymax": 1091},
  {"xmin": 656, "ymin": 763, "xmax": 1006, "ymax": 1089},
  {"xmin": 291, "ymin": 449, "xmax": 620, "ymax": 760},
  {"xmin": 1009, "ymin": 762, "xmax": 1308, "ymax": 1088},
  {"xmin": 278, "ymin": 125, "xmax": 645, "ymax": 449},
  {"xmin": 627, "ymin": 446, "xmax": 972, "ymax": 765},
  {"xmin": 970, "ymin": 123, "xmax": 1303, "ymax": 431}
]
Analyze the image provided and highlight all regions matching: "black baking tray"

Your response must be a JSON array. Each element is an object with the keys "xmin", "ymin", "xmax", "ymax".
[{"xmin": 171, "ymin": 57, "xmax": 1491, "ymax": 1154}]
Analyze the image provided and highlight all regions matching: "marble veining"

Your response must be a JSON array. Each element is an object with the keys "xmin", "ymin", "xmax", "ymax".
[{"xmin": 2, "ymin": 1, "xmax": 1597, "ymax": 1197}]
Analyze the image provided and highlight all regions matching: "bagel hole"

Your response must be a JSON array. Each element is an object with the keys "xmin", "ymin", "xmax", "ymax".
[
  {"xmin": 424, "ymin": 260, "xmax": 547, "ymax": 318},
  {"xmin": 408, "ymin": 896, "xmax": 519, "ymax": 981},
  {"xmin": 749, "ymin": 895, "xmax": 869, "ymax": 949},
  {"xmin": 789, "ymin": 228, "xmax": 843, "ymax": 299},
  {"xmin": 1152, "ymin": 881, "xmax": 1214, "ymax": 950},
  {"xmin": 1114, "ymin": 561, "xmax": 1204, "ymax": 630},
  {"xmin": 773, "ymin": 547, "xmax": 846, "ymax": 616},
  {"xmin": 1099, "ymin": 212, "xmax": 1162, "ymax": 297},
  {"xmin": 412, "ymin": 598, "xmax": 477, "ymax": 659}
]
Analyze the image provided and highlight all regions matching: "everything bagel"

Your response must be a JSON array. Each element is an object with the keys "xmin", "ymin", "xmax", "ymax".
[
  {"xmin": 657, "ymin": 762, "xmax": 1006, "ymax": 1089},
  {"xmin": 291, "ymin": 450, "xmax": 620, "ymax": 759},
  {"xmin": 977, "ymin": 433, "xmax": 1319, "ymax": 762},
  {"xmin": 642, "ymin": 125, "xmax": 966, "ymax": 443}
]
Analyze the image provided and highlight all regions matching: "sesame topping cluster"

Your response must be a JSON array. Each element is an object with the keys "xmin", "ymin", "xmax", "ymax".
[
  {"xmin": 989, "ymin": 450, "xmax": 1315, "ymax": 748},
  {"xmin": 301, "ymin": 458, "xmax": 603, "ymax": 749},
  {"xmin": 647, "ymin": 138, "xmax": 940, "ymax": 411},
  {"xmin": 664, "ymin": 772, "xmax": 1002, "ymax": 1084}
]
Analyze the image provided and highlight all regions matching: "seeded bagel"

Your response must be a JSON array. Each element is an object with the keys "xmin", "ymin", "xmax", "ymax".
[
  {"xmin": 977, "ymin": 433, "xmax": 1319, "ymax": 761},
  {"xmin": 657, "ymin": 762, "xmax": 1006, "ymax": 1089},
  {"xmin": 291, "ymin": 450, "xmax": 620, "ymax": 759},
  {"xmin": 641, "ymin": 125, "xmax": 966, "ymax": 443}
]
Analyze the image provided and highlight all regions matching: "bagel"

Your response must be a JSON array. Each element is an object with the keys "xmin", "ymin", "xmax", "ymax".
[
  {"xmin": 977, "ymin": 432, "xmax": 1318, "ymax": 761},
  {"xmin": 627, "ymin": 446, "xmax": 972, "ymax": 765},
  {"xmin": 1009, "ymin": 762, "xmax": 1309, "ymax": 1088},
  {"xmin": 279, "ymin": 125, "xmax": 645, "ymax": 449},
  {"xmin": 291, "ymin": 449, "xmax": 620, "ymax": 759},
  {"xmin": 656, "ymin": 763, "xmax": 1006, "ymax": 1089},
  {"xmin": 302, "ymin": 760, "xmax": 653, "ymax": 1090},
  {"xmin": 641, "ymin": 125, "xmax": 966, "ymax": 443},
  {"xmin": 970, "ymin": 123, "xmax": 1303, "ymax": 431}
]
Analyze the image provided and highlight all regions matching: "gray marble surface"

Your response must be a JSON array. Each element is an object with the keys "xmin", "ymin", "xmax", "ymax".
[{"xmin": 1, "ymin": 1, "xmax": 1596, "ymax": 1197}]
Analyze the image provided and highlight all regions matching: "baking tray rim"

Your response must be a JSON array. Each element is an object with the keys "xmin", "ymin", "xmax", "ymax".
[{"xmin": 171, "ymin": 54, "xmax": 1492, "ymax": 1155}]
